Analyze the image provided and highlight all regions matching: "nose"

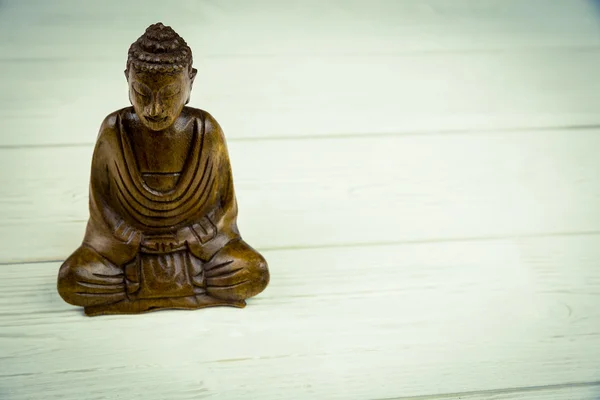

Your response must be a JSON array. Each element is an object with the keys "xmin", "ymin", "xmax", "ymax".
[{"xmin": 147, "ymin": 98, "xmax": 163, "ymax": 117}]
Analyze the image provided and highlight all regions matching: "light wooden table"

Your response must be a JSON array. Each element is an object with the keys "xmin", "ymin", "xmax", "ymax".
[{"xmin": 1, "ymin": 1, "xmax": 600, "ymax": 399}]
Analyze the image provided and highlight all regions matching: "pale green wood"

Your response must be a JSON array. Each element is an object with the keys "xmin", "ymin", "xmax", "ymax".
[
  {"xmin": 1, "ymin": 0, "xmax": 599, "ymax": 61},
  {"xmin": 1, "ymin": 128, "xmax": 599, "ymax": 263},
  {"xmin": 1, "ymin": 2, "xmax": 599, "ymax": 398},
  {"xmin": 2, "ymin": 51, "xmax": 600, "ymax": 146},
  {"xmin": 1, "ymin": 236, "xmax": 599, "ymax": 399},
  {"xmin": 393, "ymin": 384, "xmax": 600, "ymax": 399}
]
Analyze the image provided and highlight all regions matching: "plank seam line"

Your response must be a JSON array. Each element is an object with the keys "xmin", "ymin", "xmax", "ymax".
[
  {"xmin": 3, "ymin": 229, "xmax": 600, "ymax": 266},
  {"xmin": 2, "ymin": 123, "xmax": 600, "ymax": 150},
  {"xmin": 258, "ymin": 230, "xmax": 600, "ymax": 253},
  {"xmin": 2, "ymin": 43, "xmax": 600, "ymax": 63},
  {"xmin": 372, "ymin": 379, "xmax": 600, "ymax": 400}
]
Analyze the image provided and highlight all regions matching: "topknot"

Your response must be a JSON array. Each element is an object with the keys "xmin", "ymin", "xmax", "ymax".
[{"xmin": 126, "ymin": 22, "xmax": 193, "ymax": 74}]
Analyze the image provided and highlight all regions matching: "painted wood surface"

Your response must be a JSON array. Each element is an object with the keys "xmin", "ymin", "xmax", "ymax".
[
  {"xmin": 399, "ymin": 384, "xmax": 600, "ymax": 400},
  {"xmin": 2, "ymin": 0, "xmax": 600, "ymax": 147},
  {"xmin": 1, "ymin": 0, "xmax": 600, "ymax": 398},
  {"xmin": 3, "ymin": 51, "xmax": 600, "ymax": 147},
  {"xmin": 1, "ymin": 128, "xmax": 599, "ymax": 263},
  {"xmin": 1, "ymin": 236, "xmax": 600, "ymax": 399},
  {"xmin": 2, "ymin": 0, "xmax": 600, "ymax": 59}
]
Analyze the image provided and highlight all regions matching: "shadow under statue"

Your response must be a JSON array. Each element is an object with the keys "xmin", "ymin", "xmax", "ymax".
[{"xmin": 57, "ymin": 22, "xmax": 269, "ymax": 316}]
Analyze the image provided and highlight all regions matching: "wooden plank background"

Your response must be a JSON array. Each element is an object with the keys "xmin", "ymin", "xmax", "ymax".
[{"xmin": 1, "ymin": 1, "xmax": 599, "ymax": 399}]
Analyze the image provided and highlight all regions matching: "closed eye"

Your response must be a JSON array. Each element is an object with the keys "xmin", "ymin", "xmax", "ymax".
[
  {"xmin": 161, "ymin": 84, "xmax": 181, "ymax": 98},
  {"xmin": 134, "ymin": 88, "xmax": 148, "ymax": 97},
  {"xmin": 132, "ymin": 82, "xmax": 151, "ymax": 97}
]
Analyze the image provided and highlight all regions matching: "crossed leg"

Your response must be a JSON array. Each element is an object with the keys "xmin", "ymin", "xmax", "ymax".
[
  {"xmin": 202, "ymin": 238, "xmax": 270, "ymax": 301},
  {"xmin": 57, "ymin": 245, "xmax": 127, "ymax": 307},
  {"xmin": 58, "ymin": 239, "xmax": 269, "ymax": 316}
]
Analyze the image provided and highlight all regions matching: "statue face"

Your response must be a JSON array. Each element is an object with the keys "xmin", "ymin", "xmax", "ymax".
[{"xmin": 126, "ymin": 68, "xmax": 195, "ymax": 131}]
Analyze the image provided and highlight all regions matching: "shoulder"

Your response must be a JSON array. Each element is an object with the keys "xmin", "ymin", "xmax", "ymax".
[
  {"xmin": 97, "ymin": 107, "xmax": 132, "ymax": 141},
  {"xmin": 182, "ymin": 107, "xmax": 224, "ymax": 135},
  {"xmin": 183, "ymin": 107, "xmax": 230, "ymax": 158},
  {"xmin": 93, "ymin": 107, "xmax": 132, "ymax": 156}
]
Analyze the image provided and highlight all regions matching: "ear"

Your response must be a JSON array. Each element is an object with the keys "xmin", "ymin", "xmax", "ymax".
[
  {"xmin": 190, "ymin": 68, "xmax": 197, "ymax": 84},
  {"xmin": 124, "ymin": 69, "xmax": 129, "ymax": 81}
]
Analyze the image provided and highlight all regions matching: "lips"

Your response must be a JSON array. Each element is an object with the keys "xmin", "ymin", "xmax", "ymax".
[{"xmin": 145, "ymin": 115, "xmax": 168, "ymax": 123}]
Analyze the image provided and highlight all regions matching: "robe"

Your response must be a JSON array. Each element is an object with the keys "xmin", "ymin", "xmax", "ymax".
[{"xmin": 58, "ymin": 107, "xmax": 269, "ymax": 315}]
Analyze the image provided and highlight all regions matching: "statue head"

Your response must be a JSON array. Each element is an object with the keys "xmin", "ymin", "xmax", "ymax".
[{"xmin": 125, "ymin": 23, "xmax": 198, "ymax": 131}]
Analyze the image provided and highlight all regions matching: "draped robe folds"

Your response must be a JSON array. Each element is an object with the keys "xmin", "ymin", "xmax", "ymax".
[
  {"xmin": 85, "ymin": 107, "xmax": 239, "ymax": 265},
  {"xmin": 58, "ymin": 107, "xmax": 268, "ymax": 315}
]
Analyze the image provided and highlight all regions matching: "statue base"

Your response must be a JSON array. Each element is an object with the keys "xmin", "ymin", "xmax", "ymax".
[{"xmin": 84, "ymin": 294, "xmax": 246, "ymax": 316}]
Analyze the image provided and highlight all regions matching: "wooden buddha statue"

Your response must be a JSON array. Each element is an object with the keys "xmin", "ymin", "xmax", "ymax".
[{"xmin": 57, "ymin": 22, "xmax": 269, "ymax": 316}]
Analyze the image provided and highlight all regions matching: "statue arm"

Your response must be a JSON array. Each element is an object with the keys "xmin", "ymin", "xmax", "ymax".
[
  {"xmin": 83, "ymin": 115, "xmax": 142, "ymax": 263},
  {"xmin": 89, "ymin": 155, "xmax": 142, "ymax": 245},
  {"xmin": 179, "ymin": 113, "xmax": 241, "ymax": 261}
]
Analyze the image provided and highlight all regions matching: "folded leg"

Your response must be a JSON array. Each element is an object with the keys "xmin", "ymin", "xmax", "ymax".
[
  {"xmin": 58, "ymin": 240, "xmax": 268, "ymax": 315},
  {"xmin": 57, "ymin": 245, "xmax": 127, "ymax": 307},
  {"xmin": 203, "ymin": 239, "xmax": 269, "ymax": 301}
]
